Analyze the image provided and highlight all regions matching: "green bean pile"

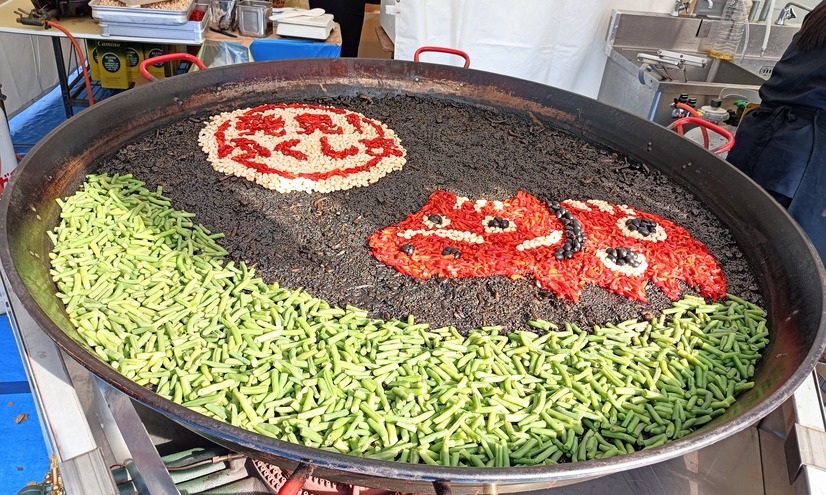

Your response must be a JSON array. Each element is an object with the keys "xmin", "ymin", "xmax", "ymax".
[{"xmin": 49, "ymin": 174, "xmax": 770, "ymax": 467}]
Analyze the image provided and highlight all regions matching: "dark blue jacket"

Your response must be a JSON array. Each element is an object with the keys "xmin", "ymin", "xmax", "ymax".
[{"xmin": 727, "ymin": 31, "xmax": 826, "ymax": 262}]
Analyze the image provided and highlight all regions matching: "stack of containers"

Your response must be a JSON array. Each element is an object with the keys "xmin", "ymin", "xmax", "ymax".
[{"xmin": 89, "ymin": 0, "xmax": 211, "ymax": 44}]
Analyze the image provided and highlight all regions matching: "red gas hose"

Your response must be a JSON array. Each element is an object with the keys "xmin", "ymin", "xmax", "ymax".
[
  {"xmin": 668, "ymin": 116, "xmax": 735, "ymax": 155},
  {"xmin": 277, "ymin": 463, "xmax": 315, "ymax": 495},
  {"xmin": 674, "ymin": 102, "xmax": 709, "ymax": 149},
  {"xmin": 45, "ymin": 21, "xmax": 95, "ymax": 108}
]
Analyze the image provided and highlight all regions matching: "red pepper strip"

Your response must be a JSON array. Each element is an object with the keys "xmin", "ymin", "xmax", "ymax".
[
  {"xmin": 320, "ymin": 137, "xmax": 359, "ymax": 159},
  {"xmin": 360, "ymin": 137, "xmax": 404, "ymax": 157},
  {"xmin": 272, "ymin": 139, "xmax": 307, "ymax": 161},
  {"xmin": 294, "ymin": 113, "xmax": 343, "ymax": 135},
  {"xmin": 346, "ymin": 113, "xmax": 364, "ymax": 133},
  {"xmin": 215, "ymin": 120, "xmax": 233, "ymax": 158}
]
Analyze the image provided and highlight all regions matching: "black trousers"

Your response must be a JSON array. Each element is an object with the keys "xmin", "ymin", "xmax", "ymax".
[{"xmin": 309, "ymin": 0, "xmax": 367, "ymax": 58}]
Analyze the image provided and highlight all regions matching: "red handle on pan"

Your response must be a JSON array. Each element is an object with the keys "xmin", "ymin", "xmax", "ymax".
[
  {"xmin": 414, "ymin": 46, "xmax": 471, "ymax": 68},
  {"xmin": 139, "ymin": 53, "xmax": 208, "ymax": 82},
  {"xmin": 667, "ymin": 117, "xmax": 735, "ymax": 155}
]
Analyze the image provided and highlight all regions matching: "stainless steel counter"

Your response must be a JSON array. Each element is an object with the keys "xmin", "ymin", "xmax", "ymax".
[{"xmin": 597, "ymin": 11, "xmax": 801, "ymax": 125}]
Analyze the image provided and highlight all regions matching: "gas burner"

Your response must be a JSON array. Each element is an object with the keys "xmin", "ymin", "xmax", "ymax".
[{"xmin": 252, "ymin": 460, "xmax": 395, "ymax": 495}]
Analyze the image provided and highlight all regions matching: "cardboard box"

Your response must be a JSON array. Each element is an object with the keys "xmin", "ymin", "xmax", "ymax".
[{"xmin": 95, "ymin": 40, "xmax": 129, "ymax": 90}]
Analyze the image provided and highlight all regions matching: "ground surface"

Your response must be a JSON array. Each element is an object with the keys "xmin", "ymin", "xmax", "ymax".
[{"xmin": 98, "ymin": 94, "xmax": 760, "ymax": 333}]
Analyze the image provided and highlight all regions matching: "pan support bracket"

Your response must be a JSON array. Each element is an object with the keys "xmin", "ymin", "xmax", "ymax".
[
  {"xmin": 757, "ymin": 367, "xmax": 826, "ymax": 494},
  {"xmin": 783, "ymin": 371, "xmax": 826, "ymax": 488},
  {"xmin": 2, "ymin": 270, "xmax": 121, "ymax": 495}
]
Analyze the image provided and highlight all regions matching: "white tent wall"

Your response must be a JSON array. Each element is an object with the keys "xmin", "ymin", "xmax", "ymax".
[
  {"xmin": 392, "ymin": 0, "xmax": 682, "ymax": 98},
  {"xmin": 0, "ymin": 33, "xmax": 76, "ymax": 118}
]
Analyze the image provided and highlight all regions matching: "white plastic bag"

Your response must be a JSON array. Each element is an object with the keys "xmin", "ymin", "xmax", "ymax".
[{"xmin": 195, "ymin": 40, "xmax": 253, "ymax": 68}]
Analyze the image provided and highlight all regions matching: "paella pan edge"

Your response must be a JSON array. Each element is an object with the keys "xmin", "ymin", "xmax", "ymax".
[{"xmin": 1, "ymin": 58, "xmax": 824, "ymax": 493}]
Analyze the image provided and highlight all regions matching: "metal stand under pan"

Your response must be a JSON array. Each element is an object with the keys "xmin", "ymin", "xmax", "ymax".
[{"xmin": 3, "ymin": 271, "xmax": 825, "ymax": 495}]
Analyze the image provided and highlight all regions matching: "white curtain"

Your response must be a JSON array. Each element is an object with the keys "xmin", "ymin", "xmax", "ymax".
[
  {"xmin": 0, "ymin": 33, "xmax": 76, "ymax": 118},
  {"xmin": 392, "ymin": 0, "xmax": 676, "ymax": 98}
]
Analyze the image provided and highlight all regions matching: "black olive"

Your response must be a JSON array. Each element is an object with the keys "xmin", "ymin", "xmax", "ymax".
[
  {"xmin": 554, "ymin": 250, "xmax": 565, "ymax": 260},
  {"xmin": 617, "ymin": 247, "xmax": 627, "ymax": 257},
  {"xmin": 442, "ymin": 246, "xmax": 460, "ymax": 258},
  {"xmin": 500, "ymin": 219, "xmax": 509, "ymax": 229},
  {"xmin": 400, "ymin": 244, "xmax": 415, "ymax": 256},
  {"xmin": 427, "ymin": 214, "xmax": 443, "ymax": 226}
]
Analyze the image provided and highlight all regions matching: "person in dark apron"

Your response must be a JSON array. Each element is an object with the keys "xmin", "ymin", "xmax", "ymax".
[
  {"xmin": 726, "ymin": 0, "xmax": 826, "ymax": 262},
  {"xmin": 309, "ymin": 0, "xmax": 367, "ymax": 57}
]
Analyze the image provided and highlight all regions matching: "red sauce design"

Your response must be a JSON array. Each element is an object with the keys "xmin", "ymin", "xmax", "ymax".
[{"xmin": 369, "ymin": 191, "xmax": 726, "ymax": 303}]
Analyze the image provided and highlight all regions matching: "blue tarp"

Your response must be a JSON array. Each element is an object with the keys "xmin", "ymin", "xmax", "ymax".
[{"xmin": 250, "ymin": 38, "xmax": 341, "ymax": 61}]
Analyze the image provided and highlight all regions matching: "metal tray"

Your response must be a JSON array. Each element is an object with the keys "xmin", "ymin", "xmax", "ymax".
[
  {"xmin": 89, "ymin": 0, "xmax": 196, "ymax": 25},
  {"xmin": 99, "ymin": 4, "xmax": 209, "ymax": 41}
]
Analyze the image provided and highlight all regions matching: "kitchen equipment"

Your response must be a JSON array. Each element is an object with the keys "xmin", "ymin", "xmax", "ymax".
[
  {"xmin": 598, "ymin": 11, "xmax": 790, "ymax": 125},
  {"xmin": 89, "ymin": 0, "xmax": 195, "ymax": 25},
  {"xmin": 209, "ymin": 0, "xmax": 236, "ymax": 30},
  {"xmin": 667, "ymin": 116, "xmax": 735, "ymax": 154},
  {"xmin": 30, "ymin": 0, "xmax": 90, "ymax": 17},
  {"xmin": 99, "ymin": 3, "xmax": 210, "ymax": 41},
  {"xmin": 274, "ymin": 11, "xmax": 333, "ymax": 40},
  {"xmin": 0, "ymin": 58, "xmax": 824, "ymax": 493},
  {"xmin": 237, "ymin": 0, "xmax": 271, "ymax": 37}
]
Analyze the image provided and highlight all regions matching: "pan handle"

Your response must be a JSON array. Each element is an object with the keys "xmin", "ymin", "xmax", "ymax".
[
  {"xmin": 139, "ymin": 53, "xmax": 208, "ymax": 82},
  {"xmin": 414, "ymin": 46, "xmax": 471, "ymax": 68}
]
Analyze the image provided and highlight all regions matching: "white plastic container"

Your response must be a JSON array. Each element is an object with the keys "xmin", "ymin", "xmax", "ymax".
[{"xmin": 275, "ymin": 13, "xmax": 334, "ymax": 40}]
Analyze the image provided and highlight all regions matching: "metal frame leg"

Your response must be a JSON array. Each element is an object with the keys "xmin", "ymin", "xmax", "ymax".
[{"xmin": 51, "ymin": 37, "xmax": 73, "ymax": 119}]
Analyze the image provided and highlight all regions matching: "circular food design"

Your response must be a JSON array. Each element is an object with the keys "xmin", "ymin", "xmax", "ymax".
[
  {"xmin": 198, "ymin": 103, "xmax": 407, "ymax": 193},
  {"xmin": 49, "ymin": 96, "xmax": 768, "ymax": 469}
]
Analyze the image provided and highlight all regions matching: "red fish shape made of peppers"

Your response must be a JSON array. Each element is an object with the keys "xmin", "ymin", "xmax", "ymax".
[{"xmin": 368, "ymin": 191, "xmax": 727, "ymax": 303}]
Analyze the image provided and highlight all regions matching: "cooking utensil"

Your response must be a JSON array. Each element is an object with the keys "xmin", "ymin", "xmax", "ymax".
[{"xmin": 1, "ymin": 58, "xmax": 824, "ymax": 494}]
